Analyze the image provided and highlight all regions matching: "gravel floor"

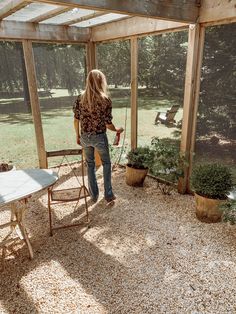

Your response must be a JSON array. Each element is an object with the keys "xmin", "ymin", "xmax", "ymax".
[{"xmin": 0, "ymin": 167, "xmax": 236, "ymax": 314}]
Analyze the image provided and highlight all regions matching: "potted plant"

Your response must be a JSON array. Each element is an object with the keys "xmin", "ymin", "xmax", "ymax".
[
  {"xmin": 126, "ymin": 146, "xmax": 153, "ymax": 186},
  {"xmin": 149, "ymin": 137, "xmax": 186, "ymax": 194},
  {"xmin": 191, "ymin": 163, "xmax": 233, "ymax": 223}
]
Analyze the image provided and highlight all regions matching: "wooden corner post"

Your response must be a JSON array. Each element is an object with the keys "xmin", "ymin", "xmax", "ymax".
[
  {"xmin": 86, "ymin": 41, "xmax": 96, "ymax": 73},
  {"xmin": 131, "ymin": 37, "xmax": 138, "ymax": 150},
  {"xmin": 179, "ymin": 24, "xmax": 205, "ymax": 193},
  {"xmin": 22, "ymin": 40, "xmax": 47, "ymax": 168}
]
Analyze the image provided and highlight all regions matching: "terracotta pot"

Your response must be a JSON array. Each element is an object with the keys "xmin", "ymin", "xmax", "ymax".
[
  {"xmin": 125, "ymin": 164, "xmax": 148, "ymax": 187},
  {"xmin": 195, "ymin": 193, "xmax": 225, "ymax": 223}
]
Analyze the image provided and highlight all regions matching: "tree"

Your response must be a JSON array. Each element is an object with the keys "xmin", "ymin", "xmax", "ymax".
[
  {"xmin": 97, "ymin": 40, "xmax": 130, "ymax": 87},
  {"xmin": 197, "ymin": 23, "xmax": 236, "ymax": 140}
]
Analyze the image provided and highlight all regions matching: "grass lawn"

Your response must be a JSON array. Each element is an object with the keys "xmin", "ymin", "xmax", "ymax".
[
  {"xmin": 0, "ymin": 88, "xmax": 235, "ymax": 183},
  {"xmin": 0, "ymin": 90, "xmax": 181, "ymax": 168}
]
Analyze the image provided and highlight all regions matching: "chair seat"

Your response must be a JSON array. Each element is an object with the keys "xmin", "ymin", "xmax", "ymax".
[
  {"xmin": 158, "ymin": 113, "xmax": 167, "ymax": 121},
  {"xmin": 51, "ymin": 187, "xmax": 89, "ymax": 202},
  {"xmin": 155, "ymin": 105, "xmax": 179, "ymax": 125}
]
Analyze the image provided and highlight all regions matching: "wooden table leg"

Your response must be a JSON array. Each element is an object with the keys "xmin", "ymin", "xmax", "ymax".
[{"xmin": 11, "ymin": 200, "xmax": 34, "ymax": 259}]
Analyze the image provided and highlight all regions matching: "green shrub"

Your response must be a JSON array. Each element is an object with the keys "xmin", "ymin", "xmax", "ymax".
[
  {"xmin": 220, "ymin": 200, "xmax": 236, "ymax": 225},
  {"xmin": 127, "ymin": 146, "xmax": 153, "ymax": 169},
  {"xmin": 191, "ymin": 163, "xmax": 233, "ymax": 199},
  {"xmin": 150, "ymin": 137, "xmax": 185, "ymax": 183}
]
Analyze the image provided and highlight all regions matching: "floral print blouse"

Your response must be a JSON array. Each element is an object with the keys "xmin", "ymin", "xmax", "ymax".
[{"xmin": 73, "ymin": 95, "xmax": 113, "ymax": 134}]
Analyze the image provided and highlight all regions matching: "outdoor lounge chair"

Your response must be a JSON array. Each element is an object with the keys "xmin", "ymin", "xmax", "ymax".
[{"xmin": 154, "ymin": 104, "xmax": 179, "ymax": 126}]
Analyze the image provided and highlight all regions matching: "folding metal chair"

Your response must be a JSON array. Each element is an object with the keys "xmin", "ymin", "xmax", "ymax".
[{"xmin": 46, "ymin": 149, "xmax": 90, "ymax": 236}]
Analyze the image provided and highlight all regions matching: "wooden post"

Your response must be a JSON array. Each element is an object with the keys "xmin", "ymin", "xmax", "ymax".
[
  {"xmin": 130, "ymin": 37, "xmax": 138, "ymax": 149},
  {"xmin": 188, "ymin": 26, "xmax": 205, "ymax": 192},
  {"xmin": 19, "ymin": 45, "xmax": 30, "ymax": 109},
  {"xmin": 22, "ymin": 40, "xmax": 47, "ymax": 168},
  {"xmin": 86, "ymin": 41, "xmax": 96, "ymax": 74},
  {"xmin": 179, "ymin": 24, "xmax": 205, "ymax": 193},
  {"xmin": 85, "ymin": 40, "xmax": 102, "ymax": 166}
]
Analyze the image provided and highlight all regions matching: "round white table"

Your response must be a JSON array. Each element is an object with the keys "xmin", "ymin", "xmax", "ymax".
[{"xmin": 0, "ymin": 169, "xmax": 58, "ymax": 260}]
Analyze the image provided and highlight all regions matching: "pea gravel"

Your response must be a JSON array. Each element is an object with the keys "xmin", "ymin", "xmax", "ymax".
[{"xmin": 0, "ymin": 167, "xmax": 236, "ymax": 314}]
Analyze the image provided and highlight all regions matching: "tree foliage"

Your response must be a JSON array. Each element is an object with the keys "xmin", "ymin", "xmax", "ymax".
[
  {"xmin": 33, "ymin": 44, "xmax": 85, "ymax": 95},
  {"xmin": 97, "ymin": 40, "xmax": 131, "ymax": 87},
  {"xmin": 197, "ymin": 24, "xmax": 236, "ymax": 140},
  {"xmin": 0, "ymin": 42, "xmax": 85, "ymax": 96},
  {"xmin": 0, "ymin": 42, "xmax": 23, "ymax": 94}
]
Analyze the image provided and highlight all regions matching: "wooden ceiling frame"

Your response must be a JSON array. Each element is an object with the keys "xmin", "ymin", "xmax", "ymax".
[{"xmin": 0, "ymin": 1, "xmax": 234, "ymax": 44}]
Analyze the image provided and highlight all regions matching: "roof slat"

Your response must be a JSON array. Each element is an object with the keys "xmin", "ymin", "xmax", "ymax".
[
  {"xmin": 61, "ymin": 11, "xmax": 105, "ymax": 26},
  {"xmin": 40, "ymin": 7, "xmax": 97, "ymax": 25},
  {"xmin": 29, "ymin": 6, "xmax": 71, "ymax": 23},
  {"xmin": 0, "ymin": 0, "xmax": 30, "ymax": 20},
  {"xmin": 73, "ymin": 13, "xmax": 128, "ymax": 28}
]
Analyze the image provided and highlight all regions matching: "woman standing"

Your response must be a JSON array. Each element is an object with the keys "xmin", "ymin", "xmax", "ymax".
[{"xmin": 73, "ymin": 69, "xmax": 123, "ymax": 203}]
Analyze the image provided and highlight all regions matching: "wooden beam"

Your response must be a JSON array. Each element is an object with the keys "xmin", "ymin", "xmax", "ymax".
[
  {"xmin": 130, "ymin": 37, "xmax": 138, "ymax": 150},
  {"xmin": 29, "ymin": 0, "xmax": 199, "ymax": 23},
  {"xmin": 22, "ymin": 40, "xmax": 46, "ymax": 168},
  {"xmin": 91, "ymin": 16, "xmax": 188, "ymax": 42},
  {"xmin": 29, "ymin": 6, "xmax": 71, "ymax": 23},
  {"xmin": 46, "ymin": 149, "xmax": 82, "ymax": 157},
  {"xmin": 0, "ymin": 0, "xmax": 30, "ymax": 20},
  {"xmin": 201, "ymin": 17, "xmax": 236, "ymax": 27},
  {"xmin": 62, "ymin": 11, "xmax": 106, "ymax": 26},
  {"xmin": 200, "ymin": 0, "xmax": 236, "ymax": 24},
  {"xmin": 0, "ymin": 20, "xmax": 90, "ymax": 42},
  {"xmin": 179, "ymin": 24, "xmax": 205, "ymax": 193}
]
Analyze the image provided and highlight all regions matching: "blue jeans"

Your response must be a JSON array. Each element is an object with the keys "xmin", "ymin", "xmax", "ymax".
[{"xmin": 80, "ymin": 132, "xmax": 114, "ymax": 201}]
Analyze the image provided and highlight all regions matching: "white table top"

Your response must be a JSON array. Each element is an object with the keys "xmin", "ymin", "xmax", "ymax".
[{"xmin": 0, "ymin": 169, "xmax": 58, "ymax": 206}]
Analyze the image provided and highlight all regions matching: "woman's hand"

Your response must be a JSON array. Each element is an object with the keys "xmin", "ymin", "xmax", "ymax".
[
  {"xmin": 76, "ymin": 135, "xmax": 81, "ymax": 145},
  {"xmin": 116, "ymin": 127, "xmax": 124, "ymax": 134}
]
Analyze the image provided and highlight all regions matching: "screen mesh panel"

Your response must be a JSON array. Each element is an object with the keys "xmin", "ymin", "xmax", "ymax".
[
  {"xmin": 0, "ymin": 41, "xmax": 38, "ymax": 169},
  {"xmin": 33, "ymin": 43, "xmax": 86, "ymax": 167},
  {"xmin": 193, "ymin": 23, "xmax": 236, "ymax": 183},
  {"xmin": 97, "ymin": 40, "xmax": 131, "ymax": 164},
  {"xmin": 137, "ymin": 31, "xmax": 188, "ymax": 146}
]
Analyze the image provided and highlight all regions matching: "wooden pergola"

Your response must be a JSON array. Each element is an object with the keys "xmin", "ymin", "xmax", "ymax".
[{"xmin": 0, "ymin": 0, "xmax": 235, "ymax": 192}]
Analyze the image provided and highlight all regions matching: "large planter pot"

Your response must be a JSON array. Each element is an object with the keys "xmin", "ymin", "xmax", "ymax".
[
  {"xmin": 195, "ymin": 193, "xmax": 225, "ymax": 223},
  {"xmin": 126, "ymin": 164, "xmax": 148, "ymax": 187}
]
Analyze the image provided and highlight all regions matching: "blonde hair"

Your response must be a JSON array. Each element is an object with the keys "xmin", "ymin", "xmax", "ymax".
[{"xmin": 81, "ymin": 69, "xmax": 108, "ymax": 111}]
